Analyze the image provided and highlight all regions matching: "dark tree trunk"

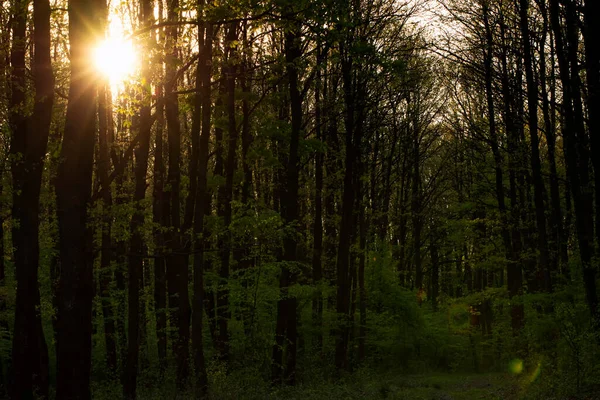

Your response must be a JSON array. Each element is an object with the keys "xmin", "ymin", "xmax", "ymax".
[
  {"xmin": 9, "ymin": 0, "xmax": 53, "ymax": 396},
  {"xmin": 164, "ymin": 0, "xmax": 190, "ymax": 385},
  {"xmin": 272, "ymin": 24, "xmax": 301, "ymax": 386},
  {"xmin": 97, "ymin": 81, "xmax": 118, "ymax": 374},
  {"xmin": 499, "ymin": 10, "xmax": 524, "ymax": 334},
  {"xmin": 483, "ymin": 0, "xmax": 513, "ymax": 287},
  {"xmin": 519, "ymin": 0, "xmax": 551, "ymax": 292},
  {"xmin": 411, "ymin": 116, "xmax": 422, "ymax": 291},
  {"xmin": 153, "ymin": 83, "xmax": 168, "ymax": 373},
  {"xmin": 550, "ymin": 0, "xmax": 598, "ymax": 321},
  {"xmin": 206, "ymin": 77, "xmax": 226, "ymax": 348},
  {"xmin": 55, "ymin": 0, "xmax": 99, "ymax": 396},
  {"xmin": 192, "ymin": 12, "xmax": 211, "ymax": 396},
  {"xmin": 357, "ymin": 178, "xmax": 367, "ymax": 363},
  {"xmin": 235, "ymin": 22, "xmax": 255, "ymax": 336},
  {"xmin": 215, "ymin": 22, "xmax": 239, "ymax": 363},
  {"xmin": 430, "ymin": 235, "xmax": 440, "ymax": 312},
  {"xmin": 538, "ymin": 0, "xmax": 564, "ymax": 278},
  {"xmin": 335, "ymin": 36, "xmax": 361, "ymax": 371},
  {"xmin": 124, "ymin": 0, "xmax": 153, "ymax": 396},
  {"xmin": 312, "ymin": 46, "xmax": 324, "ymax": 351}
]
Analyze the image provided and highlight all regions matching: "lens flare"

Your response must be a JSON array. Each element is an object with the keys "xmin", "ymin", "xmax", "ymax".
[{"xmin": 509, "ymin": 358, "xmax": 524, "ymax": 374}]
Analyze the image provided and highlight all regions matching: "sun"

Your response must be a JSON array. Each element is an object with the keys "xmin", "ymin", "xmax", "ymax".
[{"xmin": 93, "ymin": 37, "xmax": 137, "ymax": 86}]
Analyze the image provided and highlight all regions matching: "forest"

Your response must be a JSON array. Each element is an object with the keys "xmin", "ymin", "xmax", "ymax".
[{"xmin": 0, "ymin": 0, "xmax": 599, "ymax": 398}]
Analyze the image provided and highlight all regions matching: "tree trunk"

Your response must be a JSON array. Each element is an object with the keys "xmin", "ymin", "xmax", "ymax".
[
  {"xmin": 550, "ymin": 0, "xmax": 598, "ymax": 321},
  {"xmin": 272, "ymin": 25, "xmax": 301, "ymax": 385},
  {"xmin": 538, "ymin": 0, "xmax": 564, "ymax": 278},
  {"xmin": 215, "ymin": 22, "xmax": 239, "ymax": 363},
  {"xmin": 335, "ymin": 38, "xmax": 359, "ymax": 371},
  {"xmin": 164, "ymin": 0, "xmax": 190, "ymax": 385},
  {"xmin": 55, "ymin": 0, "xmax": 99, "ymax": 396},
  {"xmin": 312, "ymin": 45, "xmax": 324, "ymax": 351},
  {"xmin": 9, "ymin": 0, "xmax": 53, "ymax": 395},
  {"xmin": 97, "ymin": 81, "xmax": 118, "ymax": 374},
  {"xmin": 192, "ymin": 12, "xmax": 211, "ymax": 396},
  {"xmin": 519, "ymin": 0, "xmax": 551, "ymax": 292},
  {"xmin": 124, "ymin": 0, "xmax": 153, "ymax": 396},
  {"xmin": 499, "ymin": 10, "xmax": 524, "ymax": 334}
]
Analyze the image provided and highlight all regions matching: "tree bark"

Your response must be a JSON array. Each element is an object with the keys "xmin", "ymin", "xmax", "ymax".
[
  {"xmin": 10, "ymin": 0, "xmax": 53, "ymax": 396},
  {"xmin": 124, "ymin": 0, "xmax": 153, "ymax": 396},
  {"xmin": 550, "ymin": 0, "xmax": 598, "ymax": 321},
  {"xmin": 164, "ymin": 0, "xmax": 190, "ymax": 385},
  {"xmin": 312, "ymin": 48, "xmax": 324, "ymax": 351},
  {"xmin": 215, "ymin": 22, "xmax": 239, "ymax": 363},
  {"xmin": 55, "ymin": 0, "xmax": 99, "ymax": 396},
  {"xmin": 272, "ymin": 24, "xmax": 301, "ymax": 385},
  {"xmin": 192, "ymin": 11, "xmax": 211, "ymax": 396},
  {"xmin": 519, "ymin": 0, "xmax": 551, "ymax": 291}
]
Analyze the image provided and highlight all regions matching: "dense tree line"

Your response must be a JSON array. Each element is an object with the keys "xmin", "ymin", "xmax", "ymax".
[{"xmin": 0, "ymin": 0, "xmax": 598, "ymax": 398}]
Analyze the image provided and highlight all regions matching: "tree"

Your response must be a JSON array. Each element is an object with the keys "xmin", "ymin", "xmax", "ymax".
[
  {"xmin": 55, "ymin": 0, "xmax": 100, "ymax": 397},
  {"xmin": 9, "ymin": 0, "xmax": 53, "ymax": 396}
]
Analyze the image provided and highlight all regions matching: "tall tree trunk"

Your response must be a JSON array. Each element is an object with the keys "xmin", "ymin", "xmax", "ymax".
[
  {"xmin": 235, "ymin": 21, "xmax": 255, "ymax": 336},
  {"xmin": 430, "ymin": 234, "xmax": 440, "ymax": 312},
  {"xmin": 335, "ymin": 37, "xmax": 358, "ymax": 371},
  {"xmin": 499, "ymin": 9, "xmax": 524, "ymax": 333},
  {"xmin": 519, "ymin": 0, "xmax": 551, "ymax": 291},
  {"xmin": 152, "ymin": 1, "xmax": 168, "ymax": 369},
  {"xmin": 538, "ymin": 0, "xmax": 564, "ymax": 278},
  {"xmin": 153, "ymin": 84, "xmax": 168, "ymax": 372},
  {"xmin": 164, "ymin": 0, "xmax": 190, "ymax": 385},
  {"xmin": 411, "ymin": 112, "xmax": 422, "ymax": 291},
  {"xmin": 550, "ymin": 0, "xmax": 598, "ymax": 321},
  {"xmin": 357, "ymin": 174, "xmax": 367, "ymax": 363},
  {"xmin": 55, "ymin": 0, "xmax": 99, "ymax": 396},
  {"xmin": 272, "ymin": 24, "xmax": 301, "ymax": 385},
  {"xmin": 9, "ymin": 0, "xmax": 53, "ymax": 396},
  {"xmin": 124, "ymin": 0, "xmax": 153, "ymax": 396},
  {"xmin": 312, "ymin": 45, "xmax": 324, "ymax": 351},
  {"xmin": 97, "ymin": 81, "xmax": 118, "ymax": 374},
  {"xmin": 215, "ymin": 22, "xmax": 239, "ymax": 363},
  {"xmin": 192, "ymin": 11, "xmax": 211, "ymax": 396}
]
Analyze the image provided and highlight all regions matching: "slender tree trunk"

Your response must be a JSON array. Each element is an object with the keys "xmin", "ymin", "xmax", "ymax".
[
  {"xmin": 519, "ymin": 0, "xmax": 551, "ymax": 291},
  {"xmin": 550, "ymin": 0, "xmax": 598, "ymax": 321},
  {"xmin": 97, "ymin": 81, "xmax": 118, "ymax": 374},
  {"xmin": 235, "ymin": 22, "xmax": 255, "ymax": 336},
  {"xmin": 272, "ymin": 24, "xmax": 301, "ymax": 385},
  {"xmin": 538, "ymin": 0, "xmax": 563, "ymax": 278},
  {"xmin": 411, "ymin": 114, "xmax": 422, "ymax": 291},
  {"xmin": 215, "ymin": 22, "xmax": 239, "ymax": 363},
  {"xmin": 358, "ymin": 176, "xmax": 367, "ymax": 363},
  {"xmin": 430, "ymin": 234, "xmax": 440, "ymax": 312},
  {"xmin": 335, "ymin": 38, "xmax": 359, "ymax": 371},
  {"xmin": 153, "ymin": 83, "xmax": 168, "ymax": 372},
  {"xmin": 124, "ymin": 0, "xmax": 153, "ymax": 396},
  {"xmin": 164, "ymin": 0, "xmax": 190, "ymax": 385},
  {"xmin": 55, "ymin": 0, "xmax": 99, "ymax": 396},
  {"xmin": 499, "ymin": 10, "xmax": 524, "ymax": 333},
  {"xmin": 312, "ymin": 46, "xmax": 324, "ymax": 351},
  {"xmin": 192, "ymin": 12, "xmax": 211, "ymax": 396}
]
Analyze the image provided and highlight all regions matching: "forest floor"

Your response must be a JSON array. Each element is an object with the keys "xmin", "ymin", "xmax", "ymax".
[
  {"xmin": 268, "ymin": 373, "xmax": 521, "ymax": 400},
  {"xmin": 95, "ymin": 370, "xmax": 599, "ymax": 399}
]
